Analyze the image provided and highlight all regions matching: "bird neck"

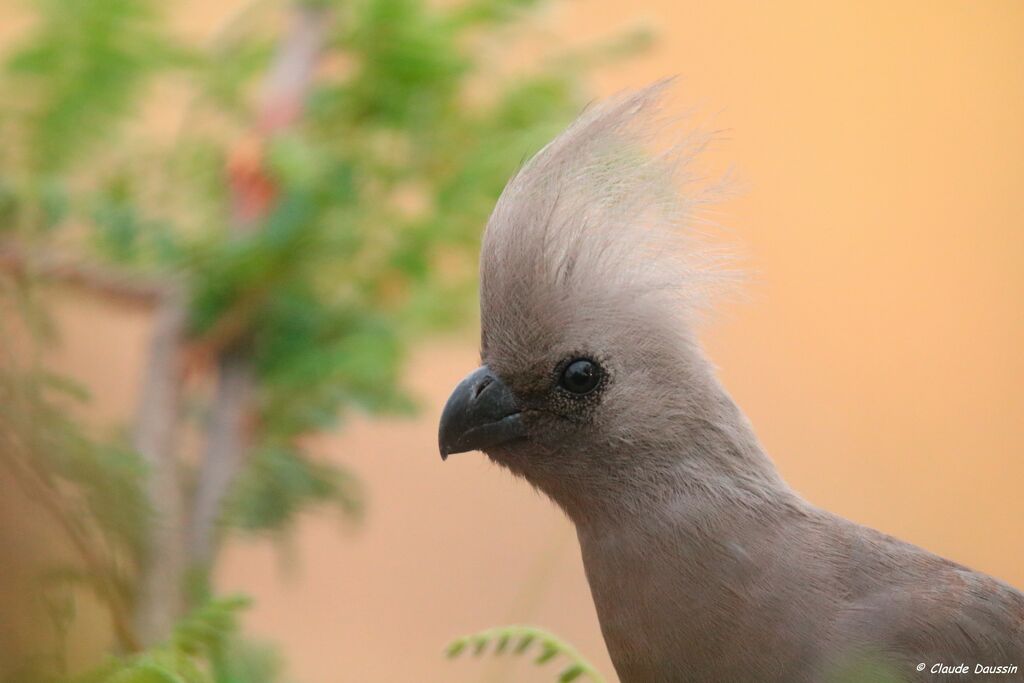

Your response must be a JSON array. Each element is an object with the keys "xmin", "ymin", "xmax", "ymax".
[
  {"xmin": 556, "ymin": 368, "xmax": 795, "ymax": 530},
  {"xmin": 564, "ymin": 373, "xmax": 808, "ymax": 679},
  {"xmin": 571, "ymin": 433, "xmax": 807, "ymax": 683}
]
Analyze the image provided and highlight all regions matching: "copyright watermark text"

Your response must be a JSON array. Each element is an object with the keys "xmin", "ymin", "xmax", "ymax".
[{"xmin": 918, "ymin": 662, "xmax": 1019, "ymax": 675}]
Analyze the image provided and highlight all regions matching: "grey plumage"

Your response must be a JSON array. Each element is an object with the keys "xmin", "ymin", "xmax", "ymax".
[{"xmin": 438, "ymin": 82, "xmax": 1024, "ymax": 682}]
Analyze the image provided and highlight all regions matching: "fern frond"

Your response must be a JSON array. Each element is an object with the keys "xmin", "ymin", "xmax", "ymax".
[
  {"xmin": 68, "ymin": 596, "xmax": 251, "ymax": 683},
  {"xmin": 170, "ymin": 595, "xmax": 251, "ymax": 657},
  {"xmin": 445, "ymin": 625, "xmax": 605, "ymax": 682}
]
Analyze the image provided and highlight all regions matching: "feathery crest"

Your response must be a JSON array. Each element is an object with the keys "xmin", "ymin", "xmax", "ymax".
[{"xmin": 480, "ymin": 80, "xmax": 732, "ymax": 360}]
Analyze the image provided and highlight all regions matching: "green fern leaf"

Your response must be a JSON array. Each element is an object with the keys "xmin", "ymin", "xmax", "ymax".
[{"xmin": 445, "ymin": 625, "xmax": 605, "ymax": 682}]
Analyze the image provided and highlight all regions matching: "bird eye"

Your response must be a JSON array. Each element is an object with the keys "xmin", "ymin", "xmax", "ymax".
[{"xmin": 559, "ymin": 358, "xmax": 601, "ymax": 395}]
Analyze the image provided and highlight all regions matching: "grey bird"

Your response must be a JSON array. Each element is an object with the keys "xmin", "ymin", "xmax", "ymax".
[{"xmin": 437, "ymin": 82, "xmax": 1023, "ymax": 682}]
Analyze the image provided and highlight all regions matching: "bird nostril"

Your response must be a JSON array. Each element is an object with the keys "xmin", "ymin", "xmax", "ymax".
[{"xmin": 472, "ymin": 377, "xmax": 492, "ymax": 400}]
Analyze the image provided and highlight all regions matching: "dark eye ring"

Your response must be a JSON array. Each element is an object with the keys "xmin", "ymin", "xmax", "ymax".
[{"xmin": 559, "ymin": 358, "xmax": 602, "ymax": 395}]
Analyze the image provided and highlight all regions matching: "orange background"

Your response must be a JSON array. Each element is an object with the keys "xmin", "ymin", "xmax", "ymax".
[{"xmin": 3, "ymin": 1, "xmax": 1023, "ymax": 681}]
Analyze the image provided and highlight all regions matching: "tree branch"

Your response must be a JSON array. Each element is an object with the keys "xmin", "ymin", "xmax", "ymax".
[
  {"xmin": 131, "ymin": 290, "xmax": 189, "ymax": 646},
  {"xmin": 0, "ymin": 242, "xmax": 168, "ymax": 307},
  {"xmin": 185, "ymin": 349, "xmax": 253, "ymax": 568}
]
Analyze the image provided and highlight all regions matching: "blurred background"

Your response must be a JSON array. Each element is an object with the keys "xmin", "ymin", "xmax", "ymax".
[{"xmin": 0, "ymin": 1, "xmax": 1021, "ymax": 681}]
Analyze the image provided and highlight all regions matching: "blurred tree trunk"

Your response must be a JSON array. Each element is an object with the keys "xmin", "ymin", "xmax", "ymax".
[
  {"xmin": 132, "ymin": 291, "xmax": 188, "ymax": 646},
  {"xmin": 184, "ymin": 4, "xmax": 328, "ymax": 580},
  {"xmin": 186, "ymin": 350, "xmax": 253, "ymax": 571},
  {"xmin": 132, "ymin": 4, "xmax": 329, "ymax": 643}
]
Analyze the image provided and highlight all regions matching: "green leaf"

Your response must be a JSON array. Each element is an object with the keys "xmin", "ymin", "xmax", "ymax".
[
  {"xmin": 536, "ymin": 642, "xmax": 559, "ymax": 664},
  {"xmin": 560, "ymin": 664, "xmax": 586, "ymax": 682},
  {"xmin": 445, "ymin": 639, "xmax": 468, "ymax": 658}
]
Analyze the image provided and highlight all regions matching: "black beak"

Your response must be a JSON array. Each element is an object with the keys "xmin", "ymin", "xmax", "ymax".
[{"xmin": 438, "ymin": 366, "xmax": 525, "ymax": 460}]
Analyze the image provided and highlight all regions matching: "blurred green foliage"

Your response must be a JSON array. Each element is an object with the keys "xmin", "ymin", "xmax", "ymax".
[
  {"xmin": 0, "ymin": 0, "xmax": 645, "ymax": 680},
  {"xmin": 72, "ymin": 597, "xmax": 259, "ymax": 683},
  {"xmin": 4, "ymin": 0, "xmax": 182, "ymax": 173},
  {"xmin": 0, "ymin": 339, "xmax": 146, "ymax": 614}
]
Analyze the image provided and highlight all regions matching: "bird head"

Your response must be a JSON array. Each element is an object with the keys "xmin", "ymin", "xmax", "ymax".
[{"xmin": 439, "ymin": 82, "xmax": 734, "ymax": 512}]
